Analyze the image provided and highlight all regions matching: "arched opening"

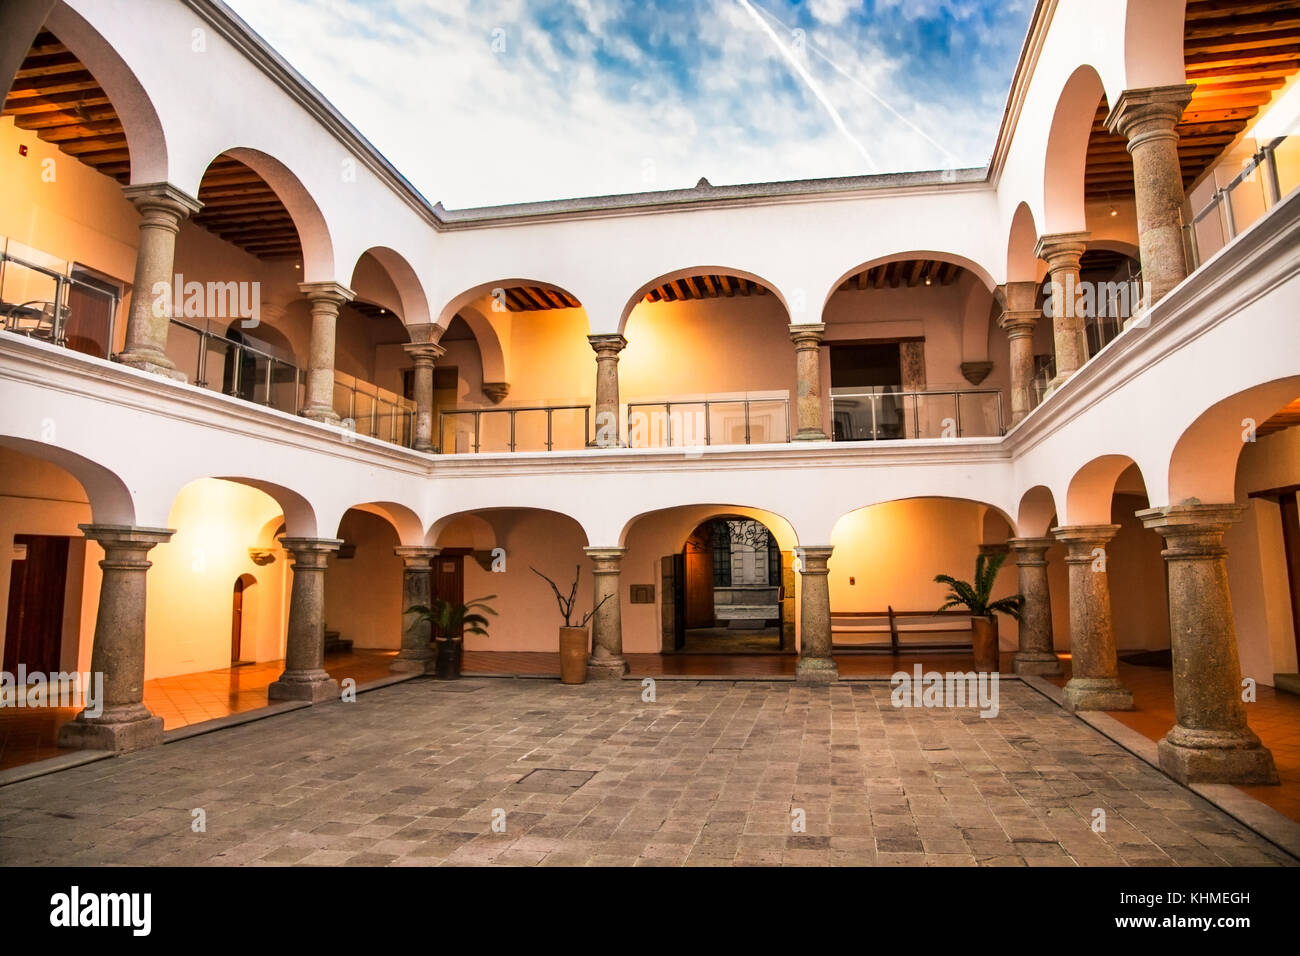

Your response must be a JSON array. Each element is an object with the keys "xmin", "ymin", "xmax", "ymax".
[
  {"xmin": 162, "ymin": 149, "xmax": 332, "ymax": 414},
  {"xmin": 430, "ymin": 507, "xmax": 590, "ymax": 656},
  {"xmin": 829, "ymin": 497, "xmax": 1020, "ymax": 662},
  {"xmin": 621, "ymin": 268, "xmax": 792, "ymax": 448},
  {"xmin": 823, "ymin": 256, "xmax": 1005, "ymax": 440},
  {"xmin": 322, "ymin": 508, "xmax": 404, "ymax": 671},
  {"xmin": 434, "ymin": 281, "xmax": 587, "ymax": 453},
  {"xmin": 674, "ymin": 516, "xmax": 785, "ymax": 654},
  {"xmin": 1, "ymin": 20, "xmax": 167, "ymax": 360},
  {"xmin": 230, "ymin": 573, "xmax": 256, "ymax": 665}
]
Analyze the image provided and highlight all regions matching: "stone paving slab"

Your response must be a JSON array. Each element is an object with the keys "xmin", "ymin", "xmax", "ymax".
[{"xmin": 0, "ymin": 678, "xmax": 1294, "ymax": 867}]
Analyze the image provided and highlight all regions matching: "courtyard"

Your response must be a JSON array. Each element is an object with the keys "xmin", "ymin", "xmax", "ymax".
[{"xmin": 0, "ymin": 677, "xmax": 1292, "ymax": 867}]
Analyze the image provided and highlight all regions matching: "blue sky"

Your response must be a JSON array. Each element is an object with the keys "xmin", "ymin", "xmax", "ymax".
[{"xmin": 224, "ymin": 0, "xmax": 1034, "ymax": 208}]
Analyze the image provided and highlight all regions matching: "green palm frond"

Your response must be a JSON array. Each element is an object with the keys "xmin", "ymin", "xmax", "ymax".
[{"xmin": 935, "ymin": 551, "xmax": 1019, "ymax": 618}]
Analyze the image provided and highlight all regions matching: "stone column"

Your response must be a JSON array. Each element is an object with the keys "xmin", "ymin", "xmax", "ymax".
[
  {"xmin": 789, "ymin": 324, "xmax": 829, "ymax": 441},
  {"xmin": 392, "ymin": 546, "xmax": 438, "ymax": 674},
  {"xmin": 117, "ymin": 183, "xmax": 202, "ymax": 379},
  {"xmin": 1034, "ymin": 233, "xmax": 1090, "ymax": 388},
  {"xmin": 998, "ymin": 281, "xmax": 1041, "ymax": 424},
  {"xmin": 1137, "ymin": 504, "xmax": 1278, "ymax": 784},
  {"xmin": 588, "ymin": 334, "xmax": 627, "ymax": 447},
  {"xmin": 795, "ymin": 546, "xmax": 837, "ymax": 682},
  {"xmin": 1007, "ymin": 537, "xmax": 1061, "ymax": 676},
  {"xmin": 58, "ymin": 525, "xmax": 174, "ymax": 751},
  {"xmin": 585, "ymin": 547, "xmax": 627, "ymax": 678},
  {"xmin": 269, "ymin": 537, "xmax": 342, "ymax": 702},
  {"xmin": 1054, "ymin": 524, "xmax": 1133, "ymax": 711},
  {"xmin": 298, "ymin": 282, "xmax": 355, "ymax": 424},
  {"xmin": 404, "ymin": 342, "xmax": 445, "ymax": 453},
  {"xmin": 1107, "ymin": 85, "xmax": 1195, "ymax": 304}
]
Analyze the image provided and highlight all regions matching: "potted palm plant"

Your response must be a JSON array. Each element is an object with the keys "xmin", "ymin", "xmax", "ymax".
[
  {"xmin": 407, "ymin": 595, "xmax": 496, "ymax": 680},
  {"xmin": 934, "ymin": 551, "xmax": 1023, "ymax": 672},
  {"xmin": 531, "ymin": 566, "xmax": 612, "ymax": 684}
]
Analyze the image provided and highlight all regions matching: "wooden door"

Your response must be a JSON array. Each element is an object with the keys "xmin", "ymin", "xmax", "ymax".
[
  {"xmin": 3, "ymin": 535, "xmax": 69, "ymax": 674},
  {"xmin": 231, "ymin": 578, "xmax": 245, "ymax": 662},
  {"xmin": 433, "ymin": 551, "xmax": 466, "ymax": 637},
  {"xmin": 683, "ymin": 528, "xmax": 714, "ymax": 629}
]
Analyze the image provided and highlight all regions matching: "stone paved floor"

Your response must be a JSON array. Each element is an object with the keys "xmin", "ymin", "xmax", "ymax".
[{"xmin": 0, "ymin": 678, "xmax": 1294, "ymax": 867}]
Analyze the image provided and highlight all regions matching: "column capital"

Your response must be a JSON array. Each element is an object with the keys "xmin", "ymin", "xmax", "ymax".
[
  {"xmin": 407, "ymin": 322, "xmax": 445, "ymax": 346},
  {"xmin": 1106, "ymin": 85, "xmax": 1195, "ymax": 146},
  {"xmin": 281, "ymin": 536, "xmax": 343, "ymax": 570},
  {"xmin": 998, "ymin": 309, "xmax": 1040, "ymax": 338},
  {"xmin": 1035, "ymin": 232, "xmax": 1090, "ymax": 268},
  {"xmin": 1137, "ymin": 502, "xmax": 1244, "ymax": 556},
  {"xmin": 584, "ymin": 546, "xmax": 626, "ymax": 568},
  {"xmin": 121, "ymin": 182, "xmax": 203, "ymax": 221},
  {"xmin": 394, "ymin": 545, "xmax": 439, "ymax": 567},
  {"xmin": 588, "ymin": 333, "xmax": 627, "ymax": 355},
  {"xmin": 79, "ymin": 524, "xmax": 175, "ymax": 550},
  {"xmin": 794, "ymin": 545, "xmax": 834, "ymax": 573},
  {"xmin": 1006, "ymin": 536, "xmax": 1054, "ymax": 561},
  {"xmin": 1052, "ymin": 523, "xmax": 1119, "ymax": 558},
  {"xmin": 788, "ymin": 323, "xmax": 826, "ymax": 348},
  {"xmin": 403, "ymin": 341, "xmax": 446, "ymax": 363},
  {"xmin": 298, "ymin": 281, "xmax": 356, "ymax": 308}
]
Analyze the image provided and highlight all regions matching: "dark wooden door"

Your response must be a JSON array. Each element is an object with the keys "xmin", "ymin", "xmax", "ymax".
[
  {"xmin": 3, "ymin": 534, "xmax": 69, "ymax": 674},
  {"xmin": 433, "ymin": 552, "xmax": 466, "ymax": 637},
  {"xmin": 231, "ymin": 578, "xmax": 245, "ymax": 662},
  {"xmin": 683, "ymin": 528, "xmax": 714, "ymax": 629}
]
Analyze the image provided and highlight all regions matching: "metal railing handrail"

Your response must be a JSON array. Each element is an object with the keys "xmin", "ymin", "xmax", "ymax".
[
  {"xmin": 0, "ymin": 248, "xmax": 118, "ymax": 355},
  {"xmin": 439, "ymin": 403, "xmax": 592, "ymax": 453},
  {"xmin": 831, "ymin": 387, "xmax": 1005, "ymax": 439},
  {"xmin": 170, "ymin": 317, "xmax": 302, "ymax": 411},
  {"xmin": 626, "ymin": 396, "xmax": 791, "ymax": 446},
  {"xmin": 1184, "ymin": 135, "xmax": 1289, "ymax": 269}
]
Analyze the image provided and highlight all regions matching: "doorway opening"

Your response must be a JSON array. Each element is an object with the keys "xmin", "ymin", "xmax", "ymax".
[
  {"xmin": 3, "ymin": 534, "xmax": 70, "ymax": 675},
  {"xmin": 230, "ymin": 574, "xmax": 256, "ymax": 666},
  {"xmin": 830, "ymin": 342, "xmax": 904, "ymax": 440},
  {"xmin": 668, "ymin": 517, "xmax": 786, "ymax": 653}
]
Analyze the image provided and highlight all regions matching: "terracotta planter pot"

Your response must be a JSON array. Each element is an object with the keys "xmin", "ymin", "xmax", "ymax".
[
  {"xmin": 971, "ymin": 615, "xmax": 999, "ymax": 672},
  {"xmin": 559, "ymin": 627, "xmax": 589, "ymax": 684},
  {"xmin": 433, "ymin": 637, "xmax": 463, "ymax": 680}
]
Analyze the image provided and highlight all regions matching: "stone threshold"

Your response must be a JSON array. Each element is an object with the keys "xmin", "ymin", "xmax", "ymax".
[
  {"xmin": 0, "ymin": 670, "xmax": 423, "ymax": 788},
  {"xmin": 1020, "ymin": 674, "xmax": 1300, "ymax": 864}
]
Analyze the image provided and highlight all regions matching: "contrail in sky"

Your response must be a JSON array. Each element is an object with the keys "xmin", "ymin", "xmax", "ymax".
[{"xmin": 735, "ymin": 0, "xmax": 879, "ymax": 173}]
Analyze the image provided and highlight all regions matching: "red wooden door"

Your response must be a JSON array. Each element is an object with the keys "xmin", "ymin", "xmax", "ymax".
[
  {"xmin": 3, "ymin": 534, "xmax": 69, "ymax": 674},
  {"xmin": 683, "ymin": 529, "xmax": 714, "ymax": 629}
]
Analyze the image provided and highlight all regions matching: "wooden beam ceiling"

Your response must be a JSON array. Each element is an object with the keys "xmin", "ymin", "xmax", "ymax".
[
  {"xmin": 1085, "ymin": 1, "xmax": 1300, "ymax": 201},
  {"xmin": 835, "ymin": 258, "xmax": 963, "ymax": 292},
  {"xmin": 496, "ymin": 286, "xmax": 582, "ymax": 311},
  {"xmin": 2, "ymin": 31, "xmax": 130, "ymax": 184},
  {"xmin": 641, "ymin": 274, "xmax": 773, "ymax": 303}
]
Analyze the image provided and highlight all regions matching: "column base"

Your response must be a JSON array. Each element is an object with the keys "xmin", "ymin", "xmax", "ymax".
[
  {"xmin": 587, "ymin": 656, "xmax": 628, "ymax": 680},
  {"xmin": 792, "ymin": 430, "xmax": 830, "ymax": 442},
  {"xmin": 795, "ymin": 656, "xmax": 838, "ymax": 683},
  {"xmin": 412, "ymin": 441, "xmax": 434, "ymax": 454},
  {"xmin": 389, "ymin": 655, "xmax": 433, "ymax": 675},
  {"xmin": 117, "ymin": 350, "xmax": 186, "ymax": 383},
  {"xmin": 268, "ymin": 670, "xmax": 339, "ymax": 702},
  {"xmin": 58, "ymin": 705, "xmax": 163, "ymax": 752},
  {"xmin": 302, "ymin": 406, "xmax": 341, "ymax": 425},
  {"xmin": 1013, "ymin": 652, "xmax": 1063, "ymax": 677},
  {"xmin": 1062, "ymin": 677, "xmax": 1133, "ymax": 712},
  {"xmin": 1158, "ymin": 727, "xmax": 1279, "ymax": 785}
]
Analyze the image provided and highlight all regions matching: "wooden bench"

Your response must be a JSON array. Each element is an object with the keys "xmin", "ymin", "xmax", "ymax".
[{"xmin": 831, "ymin": 607, "xmax": 975, "ymax": 654}]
